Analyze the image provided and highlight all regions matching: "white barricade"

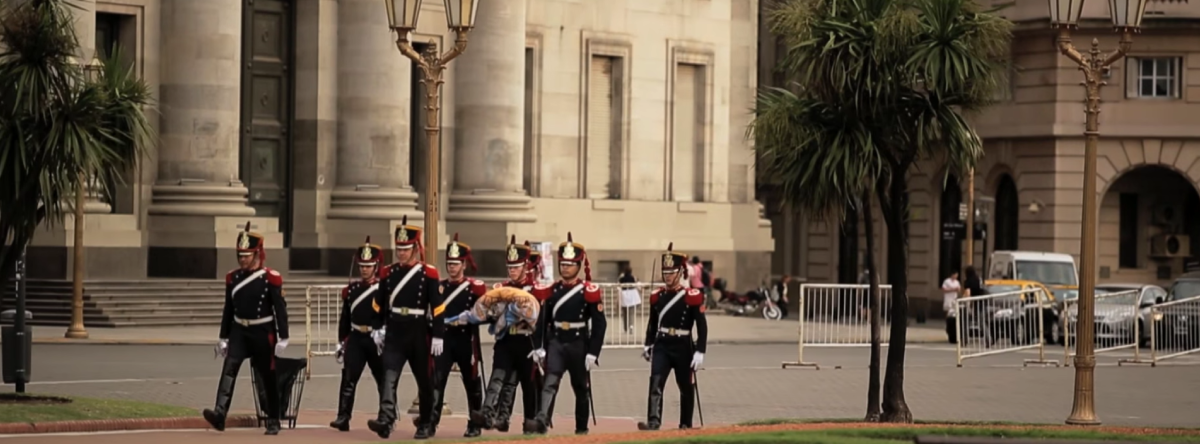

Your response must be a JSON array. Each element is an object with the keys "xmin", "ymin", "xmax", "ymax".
[
  {"xmin": 304, "ymin": 282, "xmax": 659, "ymax": 369},
  {"xmin": 954, "ymin": 289, "xmax": 1058, "ymax": 367},
  {"xmin": 1062, "ymin": 290, "xmax": 1141, "ymax": 365},
  {"xmin": 782, "ymin": 284, "xmax": 892, "ymax": 370},
  {"xmin": 1146, "ymin": 295, "xmax": 1200, "ymax": 365}
]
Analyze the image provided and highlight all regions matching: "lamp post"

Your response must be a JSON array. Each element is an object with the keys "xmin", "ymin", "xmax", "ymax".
[
  {"xmin": 1047, "ymin": 0, "xmax": 1148, "ymax": 426},
  {"xmin": 384, "ymin": 0, "xmax": 479, "ymax": 418},
  {"xmin": 66, "ymin": 55, "xmax": 104, "ymax": 340}
]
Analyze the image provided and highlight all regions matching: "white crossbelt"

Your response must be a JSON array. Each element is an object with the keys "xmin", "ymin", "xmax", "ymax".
[
  {"xmin": 658, "ymin": 327, "xmax": 690, "ymax": 336},
  {"xmin": 390, "ymin": 307, "xmax": 426, "ymax": 316},
  {"xmin": 234, "ymin": 315, "xmax": 273, "ymax": 326},
  {"xmin": 351, "ymin": 323, "xmax": 373, "ymax": 332},
  {"xmin": 230, "ymin": 269, "xmax": 267, "ymax": 299}
]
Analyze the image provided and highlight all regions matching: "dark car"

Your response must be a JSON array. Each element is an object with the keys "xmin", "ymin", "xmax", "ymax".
[{"xmin": 1154, "ymin": 273, "xmax": 1200, "ymax": 350}]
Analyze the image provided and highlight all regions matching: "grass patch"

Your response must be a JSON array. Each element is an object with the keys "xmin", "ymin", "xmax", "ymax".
[
  {"xmin": 622, "ymin": 428, "xmax": 1200, "ymax": 444},
  {"xmin": 737, "ymin": 419, "xmax": 1034, "ymax": 427},
  {"xmin": 0, "ymin": 393, "xmax": 197, "ymax": 423}
]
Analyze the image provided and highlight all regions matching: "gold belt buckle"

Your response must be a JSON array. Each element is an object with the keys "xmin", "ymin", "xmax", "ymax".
[
  {"xmin": 356, "ymin": 325, "xmax": 371, "ymax": 332},
  {"xmin": 398, "ymin": 307, "xmax": 409, "ymax": 315},
  {"xmin": 237, "ymin": 318, "xmax": 249, "ymax": 326},
  {"xmin": 560, "ymin": 322, "xmax": 570, "ymax": 330},
  {"xmin": 508, "ymin": 326, "xmax": 517, "ymax": 334},
  {"xmin": 668, "ymin": 328, "xmax": 677, "ymax": 335}
]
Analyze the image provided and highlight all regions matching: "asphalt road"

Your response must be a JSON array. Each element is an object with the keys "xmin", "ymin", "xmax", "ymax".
[{"xmin": 7, "ymin": 343, "xmax": 1200, "ymax": 428}]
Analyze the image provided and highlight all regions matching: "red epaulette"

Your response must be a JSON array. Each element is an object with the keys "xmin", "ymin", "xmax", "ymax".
[
  {"xmin": 531, "ymin": 283, "xmax": 553, "ymax": 302},
  {"xmin": 264, "ymin": 268, "xmax": 283, "ymax": 287},
  {"xmin": 423, "ymin": 263, "xmax": 440, "ymax": 280},
  {"xmin": 649, "ymin": 287, "xmax": 665, "ymax": 305},
  {"xmin": 225, "ymin": 269, "xmax": 238, "ymax": 284},
  {"xmin": 583, "ymin": 282, "xmax": 602, "ymax": 303},
  {"xmin": 684, "ymin": 288, "xmax": 704, "ymax": 306}
]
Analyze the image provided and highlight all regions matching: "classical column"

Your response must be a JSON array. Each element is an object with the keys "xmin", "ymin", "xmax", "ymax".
[
  {"xmin": 447, "ymin": 0, "xmax": 534, "ymax": 223},
  {"xmin": 70, "ymin": 0, "xmax": 110, "ymax": 214},
  {"xmin": 150, "ymin": 0, "xmax": 253, "ymax": 217},
  {"xmin": 328, "ymin": 0, "xmax": 418, "ymax": 220}
]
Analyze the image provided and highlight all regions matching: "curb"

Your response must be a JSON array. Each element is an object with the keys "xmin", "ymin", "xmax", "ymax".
[
  {"xmin": 0, "ymin": 415, "xmax": 258, "ymax": 434},
  {"xmin": 31, "ymin": 338, "xmax": 951, "ymax": 346}
]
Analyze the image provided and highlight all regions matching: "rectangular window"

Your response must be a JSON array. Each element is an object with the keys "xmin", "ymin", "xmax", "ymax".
[
  {"xmin": 586, "ymin": 55, "xmax": 622, "ymax": 199},
  {"xmin": 523, "ymin": 47, "xmax": 534, "ymax": 196},
  {"xmin": 409, "ymin": 42, "xmax": 429, "ymax": 196},
  {"xmin": 672, "ymin": 63, "xmax": 707, "ymax": 202},
  {"xmin": 1119, "ymin": 193, "xmax": 1139, "ymax": 269},
  {"xmin": 1127, "ymin": 56, "xmax": 1182, "ymax": 99}
]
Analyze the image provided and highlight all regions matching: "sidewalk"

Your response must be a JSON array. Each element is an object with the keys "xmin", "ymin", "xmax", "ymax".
[{"xmin": 19, "ymin": 316, "xmax": 948, "ymax": 346}]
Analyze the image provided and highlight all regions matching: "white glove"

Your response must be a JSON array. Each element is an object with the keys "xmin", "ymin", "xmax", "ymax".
[
  {"xmin": 529, "ymin": 348, "xmax": 546, "ymax": 365},
  {"xmin": 372, "ymin": 327, "xmax": 387, "ymax": 352},
  {"xmin": 275, "ymin": 339, "xmax": 289, "ymax": 356},
  {"xmin": 690, "ymin": 352, "xmax": 704, "ymax": 370},
  {"xmin": 214, "ymin": 339, "xmax": 229, "ymax": 358},
  {"xmin": 431, "ymin": 338, "xmax": 444, "ymax": 356},
  {"xmin": 335, "ymin": 342, "xmax": 345, "ymax": 364},
  {"xmin": 585, "ymin": 354, "xmax": 598, "ymax": 371},
  {"xmin": 641, "ymin": 346, "xmax": 652, "ymax": 362}
]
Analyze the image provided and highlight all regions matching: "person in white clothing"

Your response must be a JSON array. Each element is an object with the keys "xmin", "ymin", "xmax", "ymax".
[{"xmin": 941, "ymin": 272, "xmax": 961, "ymax": 344}]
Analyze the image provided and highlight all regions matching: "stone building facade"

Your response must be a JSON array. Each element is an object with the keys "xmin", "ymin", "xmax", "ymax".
[
  {"xmin": 29, "ymin": 0, "xmax": 773, "ymax": 287},
  {"xmin": 763, "ymin": 1, "xmax": 1200, "ymax": 316}
]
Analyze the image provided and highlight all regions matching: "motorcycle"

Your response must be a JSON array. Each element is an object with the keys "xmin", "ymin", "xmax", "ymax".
[{"xmin": 714, "ymin": 279, "xmax": 783, "ymax": 321}]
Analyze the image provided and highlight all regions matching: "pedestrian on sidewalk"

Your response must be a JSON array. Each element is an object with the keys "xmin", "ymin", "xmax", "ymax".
[
  {"xmin": 204, "ymin": 223, "xmax": 289, "ymax": 435},
  {"xmin": 773, "ymin": 275, "xmax": 792, "ymax": 319},
  {"xmin": 941, "ymin": 271, "xmax": 961, "ymax": 343},
  {"xmin": 963, "ymin": 265, "xmax": 992, "ymax": 347},
  {"xmin": 619, "ymin": 266, "xmax": 641, "ymax": 333},
  {"xmin": 330, "ymin": 239, "xmax": 387, "ymax": 433}
]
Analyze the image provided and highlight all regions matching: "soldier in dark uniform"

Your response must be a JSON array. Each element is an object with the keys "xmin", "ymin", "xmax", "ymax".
[
  {"xmin": 637, "ymin": 243, "xmax": 708, "ymax": 431},
  {"xmin": 367, "ymin": 215, "xmax": 445, "ymax": 440},
  {"xmin": 329, "ymin": 238, "xmax": 387, "ymax": 432},
  {"xmin": 430, "ymin": 233, "xmax": 487, "ymax": 437},
  {"xmin": 203, "ymin": 222, "xmax": 290, "ymax": 435},
  {"xmin": 524, "ymin": 233, "xmax": 607, "ymax": 435},
  {"xmin": 467, "ymin": 237, "xmax": 542, "ymax": 432}
]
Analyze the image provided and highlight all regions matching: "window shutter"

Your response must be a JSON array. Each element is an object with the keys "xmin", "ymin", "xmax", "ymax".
[
  {"xmin": 673, "ymin": 64, "xmax": 697, "ymax": 202},
  {"xmin": 587, "ymin": 56, "xmax": 615, "ymax": 199}
]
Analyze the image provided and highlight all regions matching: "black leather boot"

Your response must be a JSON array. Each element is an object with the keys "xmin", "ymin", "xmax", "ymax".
[
  {"xmin": 637, "ymin": 375, "xmax": 665, "ymax": 431},
  {"xmin": 329, "ymin": 370, "xmax": 355, "ymax": 431},
  {"xmin": 264, "ymin": 418, "xmax": 281, "ymax": 435},
  {"xmin": 366, "ymin": 369, "xmax": 400, "ymax": 439},
  {"xmin": 470, "ymin": 369, "xmax": 507, "ymax": 430},
  {"xmin": 678, "ymin": 376, "xmax": 696, "ymax": 430},
  {"xmin": 414, "ymin": 424, "xmax": 433, "ymax": 440},
  {"xmin": 203, "ymin": 358, "xmax": 239, "ymax": 432},
  {"xmin": 523, "ymin": 374, "xmax": 559, "ymax": 435},
  {"xmin": 493, "ymin": 375, "xmax": 517, "ymax": 431}
]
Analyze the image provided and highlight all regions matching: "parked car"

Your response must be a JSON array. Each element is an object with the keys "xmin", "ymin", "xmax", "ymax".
[
  {"xmin": 959, "ymin": 280, "xmax": 1057, "ymax": 346},
  {"xmin": 989, "ymin": 251, "xmax": 1079, "ymax": 303},
  {"xmin": 1062, "ymin": 283, "xmax": 1164, "ymax": 347},
  {"xmin": 1156, "ymin": 273, "xmax": 1200, "ymax": 350}
]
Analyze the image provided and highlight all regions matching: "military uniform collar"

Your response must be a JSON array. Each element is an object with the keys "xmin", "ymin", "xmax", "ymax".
[{"xmin": 447, "ymin": 276, "xmax": 467, "ymax": 284}]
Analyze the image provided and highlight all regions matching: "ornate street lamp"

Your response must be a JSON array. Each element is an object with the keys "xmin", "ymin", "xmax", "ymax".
[
  {"xmin": 384, "ymin": 0, "xmax": 480, "ymax": 417},
  {"xmin": 65, "ymin": 54, "xmax": 104, "ymax": 341},
  {"xmin": 384, "ymin": 0, "xmax": 479, "ymax": 265},
  {"xmin": 1047, "ymin": 0, "xmax": 1148, "ymax": 426}
]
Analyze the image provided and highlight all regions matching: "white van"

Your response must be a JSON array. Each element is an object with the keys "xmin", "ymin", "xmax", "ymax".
[{"xmin": 988, "ymin": 251, "xmax": 1079, "ymax": 301}]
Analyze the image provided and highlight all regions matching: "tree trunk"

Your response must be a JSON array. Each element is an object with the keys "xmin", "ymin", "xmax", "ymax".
[
  {"xmin": 862, "ymin": 192, "xmax": 882, "ymax": 422},
  {"xmin": 878, "ymin": 171, "xmax": 913, "ymax": 423}
]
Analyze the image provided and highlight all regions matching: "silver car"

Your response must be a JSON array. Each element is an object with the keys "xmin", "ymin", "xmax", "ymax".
[{"xmin": 1063, "ymin": 283, "xmax": 1166, "ymax": 347}]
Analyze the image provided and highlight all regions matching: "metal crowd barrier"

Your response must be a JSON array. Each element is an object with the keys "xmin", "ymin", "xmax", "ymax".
[
  {"xmin": 304, "ymin": 282, "xmax": 662, "ymax": 371},
  {"xmin": 1061, "ymin": 290, "xmax": 1141, "ymax": 365},
  {"xmin": 1144, "ymin": 295, "xmax": 1200, "ymax": 366},
  {"xmin": 781, "ymin": 284, "xmax": 893, "ymax": 370},
  {"xmin": 953, "ymin": 289, "xmax": 1058, "ymax": 367}
]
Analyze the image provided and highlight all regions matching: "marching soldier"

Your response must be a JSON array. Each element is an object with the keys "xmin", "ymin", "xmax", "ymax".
[
  {"xmin": 329, "ymin": 238, "xmax": 387, "ymax": 432},
  {"xmin": 469, "ymin": 236, "xmax": 541, "ymax": 432},
  {"xmin": 495, "ymin": 243, "xmax": 558, "ymax": 430},
  {"xmin": 204, "ymin": 222, "xmax": 289, "ymax": 435},
  {"xmin": 637, "ymin": 243, "xmax": 708, "ymax": 431},
  {"xmin": 524, "ymin": 233, "xmax": 607, "ymax": 435},
  {"xmin": 430, "ymin": 234, "xmax": 487, "ymax": 437},
  {"xmin": 367, "ymin": 216, "xmax": 445, "ymax": 440}
]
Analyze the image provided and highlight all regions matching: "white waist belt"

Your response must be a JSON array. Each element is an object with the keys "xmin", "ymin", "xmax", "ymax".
[
  {"xmin": 555, "ymin": 321, "xmax": 587, "ymax": 330},
  {"xmin": 658, "ymin": 327, "xmax": 690, "ymax": 336},
  {"xmin": 390, "ymin": 307, "xmax": 426, "ymax": 316},
  {"xmin": 351, "ymin": 323, "xmax": 373, "ymax": 332},
  {"xmin": 234, "ymin": 316, "xmax": 274, "ymax": 326}
]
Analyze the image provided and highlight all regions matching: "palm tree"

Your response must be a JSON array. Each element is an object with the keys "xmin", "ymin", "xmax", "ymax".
[
  {"xmin": 0, "ymin": 0, "xmax": 154, "ymax": 297},
  {"xmin": 752, "ymin": 0, "xmax": 1010, "ymax": 422}
]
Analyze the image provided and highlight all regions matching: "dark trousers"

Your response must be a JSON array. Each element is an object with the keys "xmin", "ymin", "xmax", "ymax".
[
  {"xmin": 534, "ymin": 337, "xmax": 590, "ymax": 432},
  {"xmin": 490, "ymin": 333, "xmax": 543, "ymax": 426},
  {"xmin": 213, "ymin": 324, "xmax": 279, "ymax": 421},
  {"xmin": 335, "ymin": 330, "xmax": 386, "ymax": 421},
  {"xmin": 645, "ymin": 338, "xmax": 695, "ymax": 427},
  {"xmin": 431, "ymin": 330, "xmax": 484, "ymax": 427},
  {"xmin": 380, "ymin": 320, "xmax": 433, "ymax": 426}
]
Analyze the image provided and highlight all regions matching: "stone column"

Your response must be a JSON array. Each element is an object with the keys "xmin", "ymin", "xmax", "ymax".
[
  {"xmin": 147, "ymin": 0, "xmax": 276, "ymax": 279},
  {"xmin": 324, "ymin": 0, "xmax": 418, "ymax": 274},
  {"xmin": 72, "ymin": 0, "xmax": 111, "ymax": 215},
  {"xmin": 446, "ymin": 0, "xmax": 534, "ymax": 224},
  {"xmin": 328, "ymin": 0, "xmax": 417, "ymax": 221},
  {"xmin": 150, "ymin": 0, "xmax": 253, "ymax": 217}
]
